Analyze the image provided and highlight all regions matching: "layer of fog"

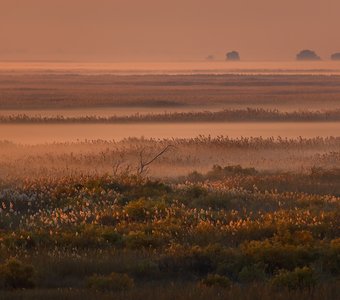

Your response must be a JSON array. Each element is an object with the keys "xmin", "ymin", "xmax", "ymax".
[
  {"xmin": 0, "ymin": 137, "xmax": 338, "ymax": 180},
  {"xmin": 0, "ymin": 122, "xmax": 339, "ymax": 145}
]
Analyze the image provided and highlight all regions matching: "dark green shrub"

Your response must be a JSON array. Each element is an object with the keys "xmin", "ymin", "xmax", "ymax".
[
  {"xmin": 190, "ymin": 193, "xmax": 232, "ymax": 209},
  {"xmin": 124, "ymin": 231, "xmax": 165, "ymax": 249},
  {"xmin": 321, "ymin": 238, "xmax": 340, "ymax": 275},
  {"xmin": 206, "ymin": 165, "xmax": 257, "ymax": 180},
  {"xmin": 201, "ymin": 274, "xmax": 231, "ymax": 288},
  {"xmin": 184, "ymin": 185, "xmax": 208, "ymax": 199},
  {"xmin": 140, "ymin": 180, "xmax": 172, "ymax": 197},
  {"xmin": 97, "ymin": 214, "xmax": 117, "ymax": 226},
  {"xmin": 241, "ymin": 240, "xmax": 315, "ymax": 273},
  {"xmin": 159, "ymin": 245, "xmax": 215, "ymax": 276},
  {"xmin": 216, "ymin": 252, "xmax": 246, "ymax": 280},
  {"xmin": 125, "ymin": 199, "xmax": 149, "ymax": 221},
  {"xmin": 61, "ymin": 226, "xmax": 103, "ymax": 248},
  {"xmin": 101, "ymin": 228, "xmax": 122, "ymax": 245},
  {"xmin": 238, "ymin": 263, "xmax": 266, "ymax": 283},
  {"xmin": 125, "ymin": 198, "xmax": 166, "ymax": 221},
  {"xmin": 270, "ymin": 267, "xmax": 316, "ymax": 290},
  {"xmin": 87, "ymin": 272, "xmax": 134, "ymax": 291},
  {"xmin": 187, "ymin": 171, "xmax": 205, "ymax": 182},
  {"xmin": 0, "ymin": 258, "xmax": 35, "ymax": 289}
]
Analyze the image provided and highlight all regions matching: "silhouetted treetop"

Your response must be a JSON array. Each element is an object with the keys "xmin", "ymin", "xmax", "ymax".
[
  {"xmin": 226, "ymin": 51, "xmax": 240, "ymax": 61},
  {"xmin": 296, "ymin": 50, "xmax": 321, "ymax": 61},
  {"xmin": 331, "ymin": 53, "xmax": 340, "ymax": 61}
]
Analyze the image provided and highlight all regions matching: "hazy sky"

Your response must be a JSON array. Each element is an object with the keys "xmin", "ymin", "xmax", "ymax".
[{"xmin": 1, "ymin": 0, "xmax": 340, "ymax": 61}]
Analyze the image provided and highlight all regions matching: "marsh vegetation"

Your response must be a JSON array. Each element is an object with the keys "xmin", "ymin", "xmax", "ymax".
[{"xmin": 0, "ymin": 69, "xmax": 339, "ymax": 299}]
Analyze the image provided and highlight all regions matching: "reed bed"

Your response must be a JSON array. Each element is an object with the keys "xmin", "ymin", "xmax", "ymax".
[{"xmin": 1, "ymin": 108, "xmax": 340, "ymax": 123}]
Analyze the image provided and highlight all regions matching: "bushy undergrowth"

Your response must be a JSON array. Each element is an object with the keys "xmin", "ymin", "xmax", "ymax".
[
  {"xmin": 1, "ymin": 136, "xmax": 340, "ymax": 180},
  {"xmin": 270, "ymin": 267, "xmax": 317, "ymax": 291},
  {"xmin": 0, "ymin": 170, "xmax": 338, "ymax": 298},
  {"xmin": 0, "ymin": 259, "xmax": 35, "ymax": 289}
]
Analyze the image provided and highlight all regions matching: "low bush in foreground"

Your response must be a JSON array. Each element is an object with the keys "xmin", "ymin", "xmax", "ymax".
[
  {"xmin": 0, "ymin": 259, "xmax": 35, "ymax": 290},
  {"xmin": 0, "ymin": 172, "xmax": 338, "ymax": 299},
  {"xmin": 270, "ymin": 267, "xmax": 317, "ymax": 291}
]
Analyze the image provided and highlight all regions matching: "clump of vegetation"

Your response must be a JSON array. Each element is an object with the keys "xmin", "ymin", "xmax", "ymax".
[
  {"xmin": 238, "ymin": 263, "xmax": 266, "ymax": 283},
  {"xmin": 0, "ymin": 259, "xmax": 35, "ymax": 289},
  {"xmin": 0, "ymin": 136, "xmax": 339, "ymax": 299},
  {"xmin": 87, "ymin": 272, "xmax": 134, "ymax": 291},
  {"xmin": 188, "ymin": 164, "xmax": 258, "ymax": 182},
  {"xmin": 270, "ymin": 267, "xmax": 317, "ymax": 290},
  {"xmin": 207, "ymin": 165, "xmax": 258, "ymax": 177},
  {"xmin": 310, "ymin": 167, "xmax": 340, "ymax": 180}
]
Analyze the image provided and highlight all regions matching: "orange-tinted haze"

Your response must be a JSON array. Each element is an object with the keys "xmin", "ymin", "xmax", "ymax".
[{"xmin": 1, "ymin": 0, "xmax": 340, "ymax": 62}]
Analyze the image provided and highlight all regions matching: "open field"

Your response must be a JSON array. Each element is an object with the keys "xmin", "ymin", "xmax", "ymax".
[
  {"xmin": 0, "ymin": 166, "xmax": 339, "ymax": 299},
  {"xmin": 1, "ymin": 71, "xmax": 340, "ymax": 111},
  {"xmin": 0, "ymin": 136, "xmax": 339, "ymax": 299},
  {"xmin": 0, "ymin": 67, "xmax": 339, "ymax": 299}
]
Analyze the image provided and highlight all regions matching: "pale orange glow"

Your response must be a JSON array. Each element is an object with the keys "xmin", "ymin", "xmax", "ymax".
[
  {"xmin": 1, "ymin": 123, "xmax": 339, "ymax": 144},
  {"xmin": 1, "ymin": 0, "xmax": 340, "ymax": 62}
]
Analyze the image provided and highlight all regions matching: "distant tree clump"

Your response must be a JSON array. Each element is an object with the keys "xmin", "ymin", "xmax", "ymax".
[
  {"xmin": 331, "ymin": 53, "xmax": 340, "ymax": 61},
  {"xmin": 226, "ymin": 51, "xmax": 240, "ymax": 61},
  {"xmin": 296, "ymin": 50, "xmax": 321, "ymax": 61}
]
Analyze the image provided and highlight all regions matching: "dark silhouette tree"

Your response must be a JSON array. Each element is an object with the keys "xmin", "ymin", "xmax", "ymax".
[
  {"xmin": 331, "ymin": 53, "xmax": 340, "ymax": 61},
  {"xmin": 296, "ymin": 50, "xmax": 321, "ymax": 61},
  {"xmin": 226, "ymin": 51, "xmax": 240, "ymax": 61}
]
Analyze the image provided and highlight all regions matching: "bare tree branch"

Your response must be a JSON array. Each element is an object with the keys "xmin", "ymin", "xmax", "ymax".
[{"xmin": 137, "ymin": 144, "xmax": 175, "ymax": 175}]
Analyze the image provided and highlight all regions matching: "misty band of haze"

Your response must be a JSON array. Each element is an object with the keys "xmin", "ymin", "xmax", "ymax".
[{"xmin": 1, "ymin": 70, "xmax": 340, "ymax": 112}]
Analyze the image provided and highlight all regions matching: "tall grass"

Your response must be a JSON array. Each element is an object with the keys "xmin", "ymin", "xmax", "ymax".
[{"xmin": 1, "ymin": 108, "xmax": 340, "ymax": 123}]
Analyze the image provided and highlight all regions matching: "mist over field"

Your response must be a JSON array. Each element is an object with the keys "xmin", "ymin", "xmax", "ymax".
[
  {"xmin": 0, "ymin": 63, "xmax": 339, "ymax": 300},
  {"xmin": 0, "ymin": 1, "xmax": 340, "ymax": 299}
]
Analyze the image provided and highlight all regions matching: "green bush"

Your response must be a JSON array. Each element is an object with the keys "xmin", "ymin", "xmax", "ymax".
[
  {"xmin": 125, "ymin": 199, "xmax": 149, "ymax": 221},
  {"xmin": 87, "ymin": 272, "xmax": 134, "ymax": 291},
  {"xmin": 190, "ymin": 193, "xmax": 232, "ymax": 209},
  {"xmin": 0, "ymin": 258, "xmax": 35, "ymax": 289},
  {"xmin": 125, "ymin": 198, "xmax": 166, "ymax": 221},
  {"xmin": 206, "ymin": 165, "xmax": 257, "ymax": 179},
  {"xmin": 159, "ymin": 245, "xmax": 215, "ymax": 276},
  {"xmin": 318, "ymin": 239, "xmax": 340, "ymax": 276},
  {"xmin": 241, "ymin": 240, "xmax": 314, "ymax": 273},
  {"xmin": 201, "ymin": 274, "xmax": 231, "ymax": 288},
  {"xmin": 238, "ymin": 263, "xmax": 266, "ymax": 283},
  {"xmin": 270, "ymin": 266, "xmax": 316, "ymax": 290},
  {"xmin": 100, "ymin": 228, "xmax": 122, "ymax": 245},
  {"xmin": 97, "ymin": 214, "xmax": 117, "ymax": 226},
  {"xmin": 124, "ymin": 231, "xmax": 165, "ymax": 249},
  {"xmin": 184, "ymin": 185, "xmax": 208, "ymax": 199}
]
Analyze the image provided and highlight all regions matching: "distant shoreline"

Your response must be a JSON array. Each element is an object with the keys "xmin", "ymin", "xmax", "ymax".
[{"xmin": 1, "ymin": 61, "xmax": 340, "ymax": 76}]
